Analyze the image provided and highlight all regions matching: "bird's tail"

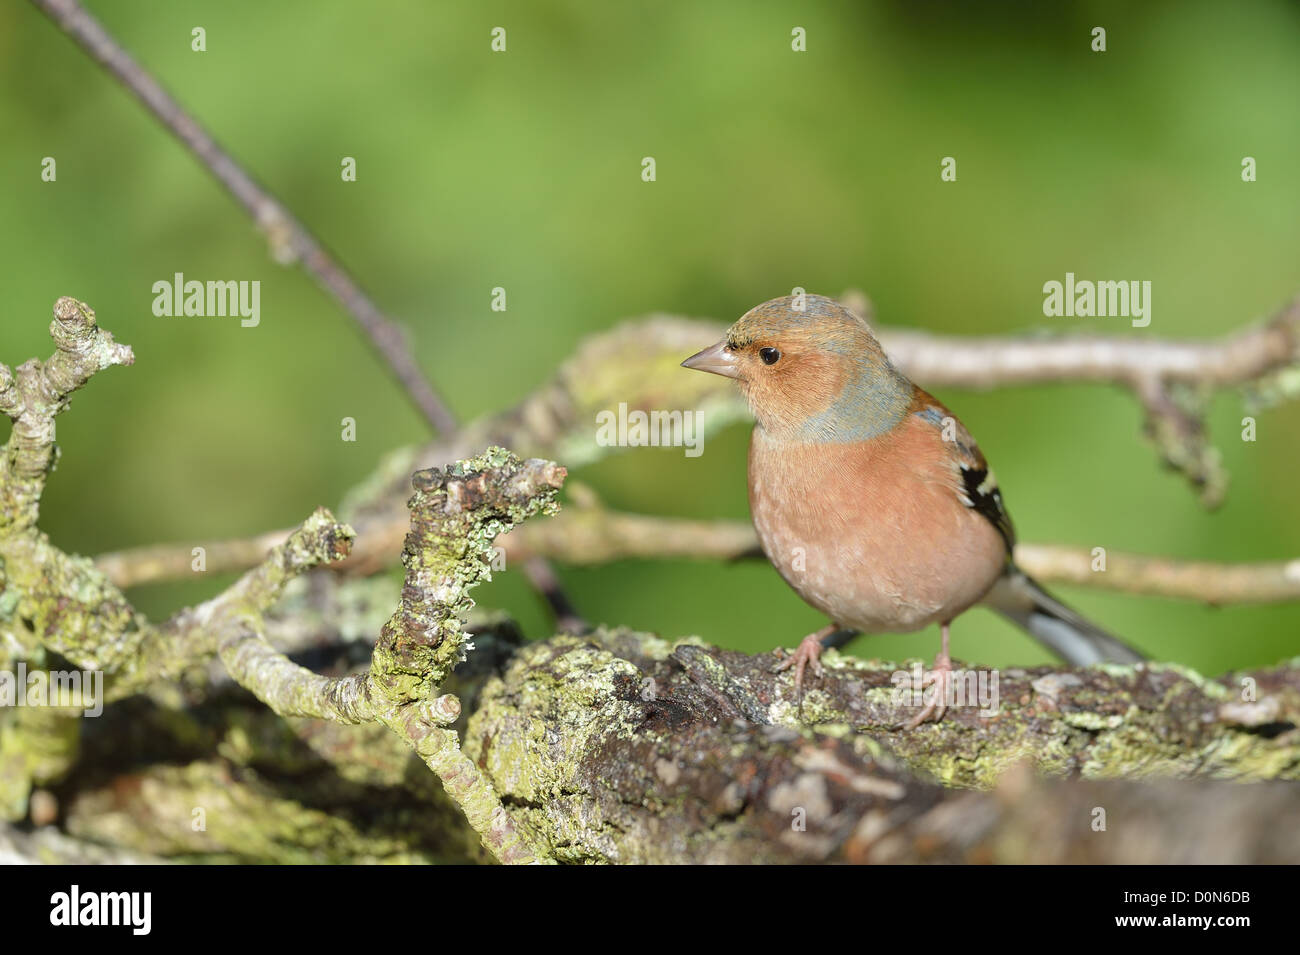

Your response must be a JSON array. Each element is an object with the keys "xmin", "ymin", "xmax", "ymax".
[{"xmin": 985, "ymin": 565, "xmax": 1144, "ymax": 665}]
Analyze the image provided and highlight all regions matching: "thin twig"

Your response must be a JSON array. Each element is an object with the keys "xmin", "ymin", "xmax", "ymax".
[
  {"xmin": 30, "ymin": 0, "xmax": 455, "ymax": 432},
  {"xmin": 874, "ymin": 298, "xmax": 1300, "ymax": 390},
  {"xmin": 95, "ymin": 505, "xmax": 1300, "ymax": 606},
  {"xmin": 31, "ymin": 0, "xmax": 586, "ymax": 626},
  {"xmin": 872, "ymin": 295, "xmax": 1300, "ymax": 506}
]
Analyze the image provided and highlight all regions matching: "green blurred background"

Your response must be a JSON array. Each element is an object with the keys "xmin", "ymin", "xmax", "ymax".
[{"xmin": 2, "ymin": 0, "xmax": 1297, "ymax": 674}]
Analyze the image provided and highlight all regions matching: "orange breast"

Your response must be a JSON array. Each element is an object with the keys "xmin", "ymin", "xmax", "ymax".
[{"xmin": 747, "ymin": 417, "xmax": 1006, "ymax": 633}]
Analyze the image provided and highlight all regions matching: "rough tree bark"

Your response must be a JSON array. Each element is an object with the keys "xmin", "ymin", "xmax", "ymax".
[{"xmin": 28, "ymin": 615, "xmax": 1300, "ymax": 864}]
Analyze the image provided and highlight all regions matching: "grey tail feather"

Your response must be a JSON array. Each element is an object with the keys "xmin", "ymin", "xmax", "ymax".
[{"xmin": 986, "ymin": 565, "xmax": 1145, "ymax": 665}]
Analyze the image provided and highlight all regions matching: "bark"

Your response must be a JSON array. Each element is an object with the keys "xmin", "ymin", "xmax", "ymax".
[{"xmin": 20, "ymin": 613, "xmax": 1299, "ymax": 864}]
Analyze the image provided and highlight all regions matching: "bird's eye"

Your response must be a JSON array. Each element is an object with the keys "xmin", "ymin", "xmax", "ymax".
[{"xmin": 759, "ymin": 347, "xmax": 781, "ymax": 365}]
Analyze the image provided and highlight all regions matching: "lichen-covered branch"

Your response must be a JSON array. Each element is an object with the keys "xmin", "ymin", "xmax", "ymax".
[
  {"xmin": 0, "ymin": 327, "xmax": 357, "ymax": 812},
  {"xmin": 0, "ymin": 298, "xmax": 143, "ymax": 677},
  {"xmin": 0, "ymin": 299, "xmax": 347, "ymax": 702},
  {"xmin": 0, "ymin": 822, "xmax": 170, "ymax": 865},
  {"xmin": 0, "ymin": 297, "xmax": 134, "ymax": 533},
  {"xmin": 1012, "ymin": 543, "xmax": 1300, "ymax": 604},
  {"xmin": 25, "ymin": 586, "xmax": 1299, "ymax": 864},
  {"xmin": 25, "ymin": 534, "xmax": 1300, "ymax": 864},
  {"xmin": 877, "ymin": 295, "xmax": 1300, "ymax": 388},
  {"xmin": 875, "ymin": 293, "xmax": 1300, "ymax": 505},
  {"xmin": 371, "ymin": 453, "xmax": 565, "ymax": 702},
  {"xmin": 0, "ymin": 298, "xmax": 566, "ymax": 861},
  {"xmin": 217, "ymin": 621, "xmax": 378, "ymax": 724},
  {"xmin": 210, "ymin": 450, "xmax": 566, "ymax": 864},
  {"xmin": 0, "ymin": 298, "xmax": 138, "ymax": 818},
  {"xmin": 24, "ymin": 615, "xmax": 1297, "ymax": 863},
  {"xmin": 456, "ymin": 630, "xmax": 1299, "ymax": 862}
]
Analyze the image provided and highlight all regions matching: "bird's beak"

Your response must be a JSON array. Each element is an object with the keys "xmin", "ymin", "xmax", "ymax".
[{"xmin": 681, "ymin": 340, "xmax": 739, "ymax": 379}]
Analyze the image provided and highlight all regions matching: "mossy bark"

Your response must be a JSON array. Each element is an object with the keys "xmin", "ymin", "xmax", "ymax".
[
  {"xmin": 16, "ymin": 621, "xmax": 1298, "ymax": 864},
  {"xmin": 461, "ymin": 630, "xmax": 1300, "ymax": 862}
]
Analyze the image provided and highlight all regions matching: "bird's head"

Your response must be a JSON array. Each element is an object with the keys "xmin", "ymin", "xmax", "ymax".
[{"xmin": 681, "ymin": 294, "xmax": 910, "ymax": 441}]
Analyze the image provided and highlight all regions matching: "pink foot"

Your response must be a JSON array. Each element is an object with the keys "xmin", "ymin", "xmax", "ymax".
[
  {"xmin": 773, "ymin": 628, "xmax": 832, "ymax": 699},
  {"xmin": 903, "ymin": 652, "xmax": 953, "ymax": 728}
]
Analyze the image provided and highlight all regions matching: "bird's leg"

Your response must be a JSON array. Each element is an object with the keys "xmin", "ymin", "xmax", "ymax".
[
  {"xmin": 903, "ymin": 620, "xmax": 954, "ymax": 728},
  {"xmin": 773, "ymin": 622, "xmax": 840, "ymax": 698}
]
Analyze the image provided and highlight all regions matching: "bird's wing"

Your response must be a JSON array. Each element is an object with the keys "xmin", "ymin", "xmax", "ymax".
[{"xmin": 908, "ymin": 388, "xmax": 1016, "ymax": 552}]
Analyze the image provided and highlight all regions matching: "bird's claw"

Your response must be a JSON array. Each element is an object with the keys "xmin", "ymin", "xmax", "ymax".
[
  {"xmin": 773, "ymin": 632, "xmax": 827, "ymax": 701},
  {"xmin": 903, "ymin": 653, "xmax": 953, "ymax": 728}
]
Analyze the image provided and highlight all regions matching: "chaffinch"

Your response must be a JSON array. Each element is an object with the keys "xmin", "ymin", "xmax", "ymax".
[{"xmin": 683, "ymin": 294, "xmax": 1143, "ymax": 726}]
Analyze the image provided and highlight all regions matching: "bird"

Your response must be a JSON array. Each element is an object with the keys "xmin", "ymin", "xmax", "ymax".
[{"xmin": 681, "ymin": 293, "xmax": 1143, "ymax": 726}]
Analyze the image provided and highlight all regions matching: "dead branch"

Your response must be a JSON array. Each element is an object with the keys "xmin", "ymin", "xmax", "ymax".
[
  {"xmin": 97, "ymin": 495, "xmax": 1300, "ymax": 606},
  {"xmin": 29, "ymin": 0, "xmax": 583, "ymax": 627}
]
